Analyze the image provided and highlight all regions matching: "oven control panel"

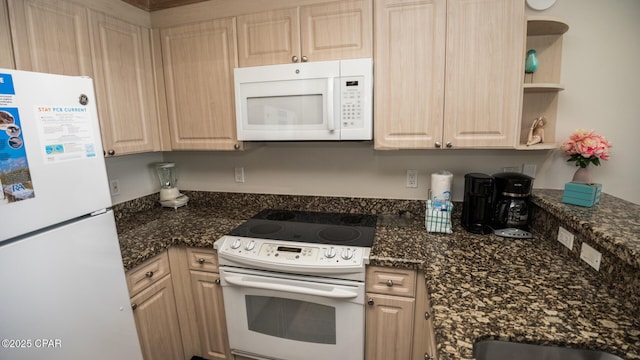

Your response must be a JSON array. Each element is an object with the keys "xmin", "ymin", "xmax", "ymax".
[{"xmin": 214, "ymin": 236, "xmax": 368, "ymax": 270}]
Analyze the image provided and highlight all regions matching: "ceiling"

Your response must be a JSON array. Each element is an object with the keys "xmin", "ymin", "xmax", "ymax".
[{"xmin": 120, "ymin": 0, "xmax": 208, "ymax": 11}]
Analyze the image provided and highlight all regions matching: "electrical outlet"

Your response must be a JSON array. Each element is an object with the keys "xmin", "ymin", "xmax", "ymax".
[
  {"xmin": 580, "ymin": 242, "xmax": 602, "ymax": 271},
  {"xmin": 557, "ymin": 226, "xmax": 574, "ymax": 250},
  {"xmin": 522, "ymin": 164, "xmax": 537, "ymax": 178},
  {"xmin": 234, "ymin": 167, "xmax": 245, "ymax": 183},
  {"xmin": 503, "ymin": 166, "xmax": 522, "ymax": 173},
  {"xmin": 406, "ymin": 169, "xmax": 418, "ymax": 188},
  {"xmin": 109, "ymin": 179, "xmax": 120, "ymax": 196}
]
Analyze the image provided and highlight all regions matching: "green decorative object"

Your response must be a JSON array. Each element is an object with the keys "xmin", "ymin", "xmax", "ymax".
[{"xmin": 525, "ymin": 49, "xmax": 539, "ymax": 73}]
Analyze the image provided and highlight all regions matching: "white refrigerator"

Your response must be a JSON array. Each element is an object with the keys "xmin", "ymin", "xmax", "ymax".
[{"xmin": 0, "ymin": 69, "xmax": 143, "ymax": 359}]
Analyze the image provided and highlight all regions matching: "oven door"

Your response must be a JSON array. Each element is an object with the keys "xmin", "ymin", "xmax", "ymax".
[{"xmin": 219, "ymin": 267, "xmax": 365, "ymax": 360}]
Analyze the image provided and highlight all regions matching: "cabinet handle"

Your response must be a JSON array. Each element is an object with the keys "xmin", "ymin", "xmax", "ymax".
[
  {"xmin": 107, "ymin": 149, "xmax": 115, "ymax": 156},
  {"xmin": 367, "ymin": 298, "xmax": 374, "ymax": 305},
  {"xmin": 425, "ymin": 311, "xmax": 431, "ymax": 320},
  {"xmin": 446, "ymin": 141, "xmax": 453, "ymax": 148},
  {"xmin": 197, "ymin": 258, "xmax": 206, "ymax": 264},
  {"xmin": 131, "ymin": 303, "xmax": 138, "ymax": 311},
  {"xmin": 386, "ymin": 279, "xmax": 394, "ymax": 287},
  {"xmin": 301, "ymin": 55, "xmax": 308, "ymax": 62},
  {"xmin": 234, "ymin": 143, "xmax": 240, "ymax": 150},
  {"xmin": 435, "ymin": 141, "xmax": 442, "ymax": 148},
  {"xmin": 145, "ymin": 271, "xmax": 154, "ymax": 278},
  {"xmin": 292, "ymin": 55, "xmax": 299, "ymax": 63},
  {"xmin": 215, "ymin": 279, "xmax": 221, "ymax": 285}
]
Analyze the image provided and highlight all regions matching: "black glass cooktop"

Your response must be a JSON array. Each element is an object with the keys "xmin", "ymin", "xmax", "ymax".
[{"xmin": 228, "ymin": 209, "xmax": 377, "ymax": 247}]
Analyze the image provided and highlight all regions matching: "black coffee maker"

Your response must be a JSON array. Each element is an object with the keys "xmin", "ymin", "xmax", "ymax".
[
  {"xmin": 492, "ymin": 172, "xmax": 533, "ymax": 238},
  {"xmin": 461, "ymin": 173, "xmax": 495, "ymax": 234}
]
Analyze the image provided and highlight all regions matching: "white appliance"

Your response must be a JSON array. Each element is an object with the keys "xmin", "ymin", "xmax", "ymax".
[
  {"xmin": 214, "ymin": 209, "xmax": 376, "ymax": 360},
  {"xmin": 234, "ymin": 58, "xmax": 372, "ymax": 141},
  {"xmin": 156, "ymin": 162, "xmax": 188, "ymax": 209},
  {"xmin": 0, "ymin": 69, "xmax": 143, "ymax": 360}
]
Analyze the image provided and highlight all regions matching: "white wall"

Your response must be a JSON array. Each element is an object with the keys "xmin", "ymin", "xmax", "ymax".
[
  {"xmin": 105, "ymin": 152, "xmax": 162, "ymax": 204},
  {"xmin": 528, "ymin": 0, "xmax": 640, "ymax": 203},
  {"xmin": 105, "ymin": 0, "xmax": 640, "ymax": 205}
]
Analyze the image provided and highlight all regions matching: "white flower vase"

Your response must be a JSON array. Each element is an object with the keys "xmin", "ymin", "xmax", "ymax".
[{"xmin": 572, "ymin": 166, "xmax": 593, "ymax": 183}]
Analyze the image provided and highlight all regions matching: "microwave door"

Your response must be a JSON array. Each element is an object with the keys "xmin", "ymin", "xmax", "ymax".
[{"xmin": 237, "ymin": 78, "xmax": 339, "ymax": 141}]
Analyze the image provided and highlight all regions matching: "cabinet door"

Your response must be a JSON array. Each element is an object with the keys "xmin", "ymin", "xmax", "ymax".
[
  {"xmin": 300, "ymin": 0, "xmax": 372, "ymax": 62},
  {"xmin": 443, "ymin": 0, "xmax": 524, "ymax": 148},
  {"xmin": 130, "ymin": 274, "xmax": 184, "ymax": 360},
  {"xmin": 190, "ymin": 271, "xmax": 231, "ymax": 359},
  {"xmin": 237, "ymin": 7, "xmax": 300, "ymax": 67},
  {"xmin": 8, "ymin": 0, "xmax": 92, "ymax": 76},
  {"xmin": 365, "ymin": 293, "xmax": 415, "ymax": 360},
  {"xmin": 161, "ymin": 18, "xmax": 241, "ymax": 150},
  {"xmin": 88, "ymin": 11, "xmax": 160, "ymax": 156},
  {"xmin": 0, "ymin": 0, "xmax": 14, "ymax": 68},
  {"xmin": 373, "ymin": 0, "xmax": 446, "ymax": 149}
]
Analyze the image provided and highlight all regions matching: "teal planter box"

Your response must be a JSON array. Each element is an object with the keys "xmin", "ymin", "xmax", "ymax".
[{"xmin": 562, "ymin": 182, "xmax": 602, "ymax": 207}]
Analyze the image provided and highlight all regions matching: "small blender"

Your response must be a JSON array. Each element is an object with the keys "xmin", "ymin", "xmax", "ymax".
[{"xmin": 156, "ymin": 162, "xmax": 188, "ymax": 209}]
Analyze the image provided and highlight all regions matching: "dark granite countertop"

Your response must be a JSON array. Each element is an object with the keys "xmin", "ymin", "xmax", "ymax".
[
  {"xmin": 114, "ymin": 193, "xmax": 640, "ymax": 360},
  {"xmin": 532, "ymin": 189, "xmax": 640, "ymax": 269}
]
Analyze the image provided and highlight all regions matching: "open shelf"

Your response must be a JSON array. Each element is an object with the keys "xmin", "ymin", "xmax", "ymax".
[
  {"xmin": 523, "ymin": 83, "xmax": 565, "ymax": 92},
  {"xmin": 527, "ymin": 16, "xmax": 569, "ymax": 36},
  {"xmin": 517, "ymin": 17, "xmax": 568, "ymax": 150},
  {"xmin": 515, "ymin": 142, "xmax": 557, "ymax": 150}
]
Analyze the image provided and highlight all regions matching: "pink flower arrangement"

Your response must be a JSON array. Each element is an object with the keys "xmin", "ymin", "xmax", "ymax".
[{"xmin": 561, "ymin": 129, "xmax": 612, "ymax": 168}]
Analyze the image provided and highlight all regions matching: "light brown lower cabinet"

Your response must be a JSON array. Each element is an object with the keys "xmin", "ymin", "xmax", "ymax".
[
  {"xmin": 187, "ymin": 255, "xmax": 232, "ymax": 359},
  {"xmin": 127, "ymin": 252, "xmax": 185, "ymax": 360},
  {"xmin": 127, "ymin": 248, "xmax": 231, "ymax": 360},
  {"xmin": 127, "ymin": 252, "xmax": 437, "ymax": 360},
  {"xmin": 365, "ymin": 266, "xmax": 437, "ymax": 360}
]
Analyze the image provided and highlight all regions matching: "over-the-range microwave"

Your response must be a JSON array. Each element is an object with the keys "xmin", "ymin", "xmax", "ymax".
[{"xmin": 233, "ymin": 58, "xmax": 372, "ymax": 141}]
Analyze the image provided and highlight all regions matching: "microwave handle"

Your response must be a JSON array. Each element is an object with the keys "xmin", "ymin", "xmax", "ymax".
[
  {"xmin": 223, "ymin": 274, "xmax": 358, "ymax": 299},
  {"xmin": 327, "ymin": 77, "xmax": 335, "ymax": 133}
]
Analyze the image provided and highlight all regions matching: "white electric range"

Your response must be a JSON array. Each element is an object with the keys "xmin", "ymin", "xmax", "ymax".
[{"xmin": 214, "ymin": 209, "xmax": 377, "ymax": 360}]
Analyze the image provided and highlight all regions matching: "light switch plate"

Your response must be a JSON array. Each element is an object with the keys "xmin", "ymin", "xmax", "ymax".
[
  {"xmin": 234, "ymin": 167, "xmax": 245, "ymax": 183},
  {"xmin": 580, "ymin": 242, "xmax": 602, "ymax": 271}
]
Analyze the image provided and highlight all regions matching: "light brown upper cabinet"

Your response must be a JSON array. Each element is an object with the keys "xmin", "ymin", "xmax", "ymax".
[
  {"xmin": 0, "ymin": 0, "xmax": 15, "ymax": 69},
  {"xmin": 374, "ymin": 0, "xmax": 525, "ymax": 149},
  {"xmin": 237, "ymin": 0, "xmax": 372, "ymax": 67},
  {"xmin": 8, "ymin": 0, "xmax": 93, "ymax": 76},
  {"xmin": 88, "ymin": 11, "xmax": 161, "ymax": 157},
  {"xmin": 374, "ymin": 0, "xmax": 446, "ymax": 149},
  {"xmin": 9, "ymin": 0, "xmax": 161, "ymax": 157},
  {"xmin": 160, "ymin": 18, "xmax": 241, "ymax": 150}
]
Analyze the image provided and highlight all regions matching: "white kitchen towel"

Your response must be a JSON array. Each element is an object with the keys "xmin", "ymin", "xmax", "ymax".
[
  {"xmin": 431, "ymin": 170, "xmax": 453, "ymax": 207},
  {"xmin": 425, "ymin": 200, "xmax": 453, "ymax": 233}
]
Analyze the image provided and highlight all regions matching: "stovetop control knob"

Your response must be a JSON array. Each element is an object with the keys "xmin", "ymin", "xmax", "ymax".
[
  {"xmin": 340, "ymin": 248, "xmax": 354, "ymax": 260},
  {"xmin": 324, "ymin": 247, "xmax": 337, "ymax": 259},
  {"xmin": 245, "ymin": 240, "xmax": 256, "ymax": 251},
  {"xmin": 231, "ymin": 238, "xmax": 242, "ymax": 249}
]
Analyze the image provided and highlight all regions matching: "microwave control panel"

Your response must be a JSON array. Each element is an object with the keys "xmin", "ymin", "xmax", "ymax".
[{"xmin": 341, "ymin": 76, "xmax": 365, "ymax": 129}]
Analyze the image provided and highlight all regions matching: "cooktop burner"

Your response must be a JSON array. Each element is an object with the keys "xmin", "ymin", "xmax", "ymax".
[{"xmin": 228, "ymin": 209, "xmax": 377, "ymax": 247}]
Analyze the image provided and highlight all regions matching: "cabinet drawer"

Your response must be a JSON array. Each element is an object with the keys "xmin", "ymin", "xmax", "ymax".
[
  {"xmin": 186, "ymin": 247, "xmax": 218, "ymax": 273},
  {"xmin": 126, "ymin": 251, "xmax": 170, "ymax": 296},
  {"xmin": 366, "ymin": 266, "xmax": 416, "ymax": 297}
]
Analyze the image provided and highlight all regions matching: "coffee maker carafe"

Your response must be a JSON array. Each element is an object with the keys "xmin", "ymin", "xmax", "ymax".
[
  {"xmin": 461, "ymin": 173, "xmax": 494, "ymax": 234},
  {"xmin": 492, "ymin": 172, "xmax": 533, "ymax": 238}
]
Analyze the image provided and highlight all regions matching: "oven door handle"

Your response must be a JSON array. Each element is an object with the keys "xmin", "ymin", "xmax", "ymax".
[{"xmin": 223, "ymin": 275, "xmax": 359, "ymax": 299}]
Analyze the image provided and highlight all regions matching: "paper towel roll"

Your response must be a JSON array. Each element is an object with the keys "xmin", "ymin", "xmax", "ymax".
[{"xmin": 431, "ymin": 170, "xmax": 453, "ymax": 206}]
